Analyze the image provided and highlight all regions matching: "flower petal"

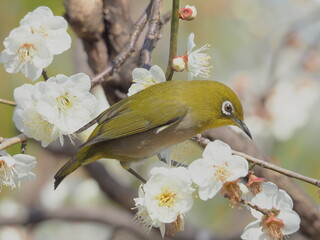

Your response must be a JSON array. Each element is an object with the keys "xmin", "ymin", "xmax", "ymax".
[
  {"xmin": 241, "ymin": 220, "xmax": 267, "ymax": 240},
  {"xmin": 187, "ymin": 32, "xmax": 196, "ymax": 54},
  {"xmin": 198, "ymin": 181, "xmax": 222, "ymax": 201},
  {"xmin": 203, "ymin": 140, "xmax": 232, "ymax": 165},
  {"xmin": 274, "ymin": 189, "xmax": 294, "ymax": 210},
  {"xmin": 150, "ymin": 65, "xmax": 166, "ymax": 83},
  {"xmin": 280, "ymin": 210, "xmax": 300, "ymax": 235},
  {"xmin": 225, "ymin": 155, "xmax": 248, "ymax": 181},
  {"xmin": 188, "ymin": 158, "xmax": 213, "ymax": 187}
]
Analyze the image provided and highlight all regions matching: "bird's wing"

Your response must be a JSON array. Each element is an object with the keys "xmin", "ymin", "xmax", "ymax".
[{"xmin": 80, "ymin": 99, "xmax": 188, "ymax": 147}]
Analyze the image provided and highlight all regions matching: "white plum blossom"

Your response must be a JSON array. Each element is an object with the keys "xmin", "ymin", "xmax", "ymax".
[
  {"xmin": 0, "ymin": 6, "xmax": 71, "ymax": 81},
  {"xmin": 20, "ymin": 6, "xmax": 71, "ymax": 55},
  {"xmin": 188, "ymin": 140, "xmax": 249, "ymax": 201},
  {"xmin": 179, "ymin": 5, "xmax": 197, "ymax": 21},
  {"xmin": 185, "ymin": 32, "xmax": 212, "ymax": 80},
  {"xmin": 13, "ymin": 83, "xmax": 60, "ymax": 147},
  {"xmin": 134, "ymin": 162, "xmax": 194, "ymax": 237},
  {"xmin": 128, "ymin": 65, "xmax": 166, "ymax": 96},
  {"xmin": 0, "ymin": 25, "xmax": 54, "ymax": 81},
  {"xmin": 241, "ymin": 182, "xmax": 300, "ymax": 240},
  {"xmin": 37, "ymin": 73, "xmax": 98, "ymax": 135},
  {"xmin": 13, "ymin": 73, "xmax": 98, "ymax": 147},
  {"xmin": 0, "ymin": 150, "xmax": 36, "ymax": 191}
]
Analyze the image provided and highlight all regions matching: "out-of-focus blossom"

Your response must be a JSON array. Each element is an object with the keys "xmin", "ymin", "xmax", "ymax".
[
  {"xmin": 179, "ymin": 5, "xmax": 197, "ymax": 21},
  {"xmin": 265, "ymin": 80, "xmax": 320, "ymax": 140},
  {"xmin": 128, "ymin": 65, "xmax": 166, "ymax": 96},
  {"xmin": 0, "ymin": 150, "xmax": 36, "ymax": 191},
  {"xmin": 188, "ymin": 140, "xmax": 248, "ymax": 201},
  {"xmin": 232, "ymin": 73, "xmax": 320, "ymax": 141},
  {"xmin": 134, "ymin": 162, "xmax": 194, "ymax": 237},
  {"xmin": 20, "ymin": 6, "xmax": 71, "ymax": 55},
  {"xmin": 0, "ymin": 25, "xmax": 53, "ymax": 81},
  {"xmin": 241, "ymin": 182, "xmax": 300, "ymax": 240}
]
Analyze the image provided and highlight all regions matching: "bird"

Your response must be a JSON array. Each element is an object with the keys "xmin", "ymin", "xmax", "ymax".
[{"xmin": 54, "ymin": 80, "xmax": 251, "ymax": 189}]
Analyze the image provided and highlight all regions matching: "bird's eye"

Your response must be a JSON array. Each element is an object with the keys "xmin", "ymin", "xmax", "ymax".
[{"xmin": 222, "ymin": 101, "xmax": 234, "ymax": 116}]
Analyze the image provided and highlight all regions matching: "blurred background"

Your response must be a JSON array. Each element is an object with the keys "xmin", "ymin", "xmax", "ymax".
[{"xmin": 0, "ymin": 0, "xmax": 319, "ymax": 239}]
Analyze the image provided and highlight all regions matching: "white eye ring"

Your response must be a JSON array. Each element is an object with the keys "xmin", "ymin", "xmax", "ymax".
[{"xmin": 222, "ymin": 100, "xmax": 234, "ymax": 116}]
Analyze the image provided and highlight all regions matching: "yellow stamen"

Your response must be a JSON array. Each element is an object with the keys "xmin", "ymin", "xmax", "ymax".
[{"xmin": 155, "ymin": 187, "xmax": 177, "ymax": 208}]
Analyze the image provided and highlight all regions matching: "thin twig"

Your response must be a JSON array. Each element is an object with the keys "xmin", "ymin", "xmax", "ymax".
[
  {"xmin": 232, "ymin": 150, "xmax": 320, "ymax": 188},
  {"xmin": 238, "ymin": 198, "xmax": 269, "ymax": 216},
  {"xmin": 165, "ymin": 0, "xmax": 180, "ymax": 80},
  {"xmin": 192, "ymin": 134, "xmax": 320, "ymax": 188},
  {"xmin": 0, "ymin": 98, "xmax": 16, "ymax": 106},
  {"xmin": 90, "ymin": 1, "xmax": 155, "ymax": 87},
  {"xmin": 139, "ymin": 0, "xmax": 162, "ymax": 69},
  {"xmin": 0, "ymin": 134, "xmax": 28, "ymax": 151},
  {"xmin": 161, "ymin": 11, "xmax": 172, "ymax": 25}
]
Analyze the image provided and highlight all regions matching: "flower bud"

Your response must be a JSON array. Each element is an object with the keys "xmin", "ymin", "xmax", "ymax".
[
  {"xmin": 179, "ymin": 5, "xmax": 197, "ymax": 21},
  {"xmin": 172, "ymin": 56, "xmax": 187, "ymax": 72}
]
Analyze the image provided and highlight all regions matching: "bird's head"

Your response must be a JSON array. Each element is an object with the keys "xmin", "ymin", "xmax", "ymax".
[{"xmin": 209, "ymin": 82, "xmax": 252, "ymax": 139}]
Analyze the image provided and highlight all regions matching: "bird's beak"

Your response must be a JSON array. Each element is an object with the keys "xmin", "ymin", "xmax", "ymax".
[{"xmin": 231, "ymin": 117, "xmax": 252, "ymax": 139}]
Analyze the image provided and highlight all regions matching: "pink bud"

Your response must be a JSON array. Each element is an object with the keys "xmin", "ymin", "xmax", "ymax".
[{"xmin": 179, "ymin": 5, "xmax": 197, "ymax": 21}]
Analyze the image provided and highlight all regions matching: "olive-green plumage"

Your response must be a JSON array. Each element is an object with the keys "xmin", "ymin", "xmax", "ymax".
[{"xmin": 54, "ymin": 80, "xmax": 251, "ymax": 189}]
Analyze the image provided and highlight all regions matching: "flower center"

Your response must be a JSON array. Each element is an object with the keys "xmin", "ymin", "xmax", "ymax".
[
  {"xmin": 18, "ymin": 43, "xmax": 37, "ymax": 63},
  {"xmin": 260, "ymin": 209, "xmax": 284, "ymax": 240},
  {"xmin": 221, "ymin": 181, "xmax": 242, "ymax": 207},
  {"xmin": 155, "ymin": 188, "xmax": 177, "ymax": 208},
  {"xmin": 214, "ymin": 164, "xmax": 232, "ymax": 182},
  {"xmin": 56, "ymin": 93, "xmax": 73, "ymax": 111}
]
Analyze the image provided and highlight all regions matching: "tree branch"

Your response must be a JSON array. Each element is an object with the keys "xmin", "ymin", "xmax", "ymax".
[
  {"xmin": 90, "ymin": 1, "xmax": 154, "ymax": 87},
  {"xmin": 165, "ymin": 0, "xmax": 180, "ymax": 80},
  {"xmin": 0, "ymin": 207, "xmax": 163, "ymax": 240},
  {"xmin": 192, "ymin": 134, "xmax": 320, "ymax": 188},
  {"xmin": 232, "ymin": 150, "xmax": 320, "ymax": 188},
  {"xmin": 139, "ymin": 0, "xmax": 162, "ymax": 69},
  {"xmin": 0, "ymin": 98, "xmax": 16, "ymax": 107},
  {"xmin": 0, "ymin": 134, "xmax": 28, "ymax": 151}
]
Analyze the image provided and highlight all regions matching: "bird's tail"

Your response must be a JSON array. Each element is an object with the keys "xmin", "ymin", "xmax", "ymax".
[{"xmin": 54, "ymin": 156, "xmax": 82, "ymax": 190}]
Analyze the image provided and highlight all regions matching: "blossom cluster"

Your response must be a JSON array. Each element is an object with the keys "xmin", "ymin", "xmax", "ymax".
[
  {"xmin": 132, "ymin": 139, "xmax": 300, "ymax": 239},
  {"xmin": 14, "ymin": 73, "xmax": 98, "ymax": 147},
  {"xmin": 0, "ymin": 6, "xmax": 71, "ymax": 81},
  {"xmin": 0, "ymin": 7, "xmax": 98, "ymax": 192}
]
